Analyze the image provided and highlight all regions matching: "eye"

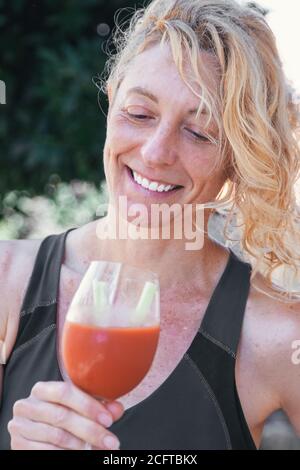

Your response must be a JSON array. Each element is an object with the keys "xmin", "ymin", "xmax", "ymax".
[
  {"xmin": 184, "ymin": 127, "xmax": 210, "ymax": 143},
  {"xmin": 122, "ymin": 107, "xmax": 153, "ymax": 121},
  {"xmin": 127, "ymin": 112, "xmax": 149, "ymax": 120}
]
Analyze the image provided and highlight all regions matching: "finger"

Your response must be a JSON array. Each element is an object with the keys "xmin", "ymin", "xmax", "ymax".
[
  {"xmin": 8, "ymin": 416, "xmax": 86, "ymax": 450},
  {"xmin": 9, "ymin": 433, "xmax": 63, "ymax": 451},
  {"xmin": 14, "ymin": 398, "xmax": 120, "ymax": 450},
  {"xmin": 31, "ymin": 382, "xmax": 124, "ymax": 426},
  {"xmin": 104, "ymin": 400, "xmax": 126, "ymax": 422}
]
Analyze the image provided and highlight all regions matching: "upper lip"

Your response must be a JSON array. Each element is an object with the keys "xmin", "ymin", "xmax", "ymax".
[{"xmin": 126, "ymin": 165, "xmax": 183, "ymax": 188}]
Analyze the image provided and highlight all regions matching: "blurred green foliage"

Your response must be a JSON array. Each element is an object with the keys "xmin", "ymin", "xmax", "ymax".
[
  {"xmin": 0, "ymin": 0, "xmax": 147, "ymax": 199},
  {"xmin": 0, "ymin": 178, "xmax": 109, "ymax": 239}
]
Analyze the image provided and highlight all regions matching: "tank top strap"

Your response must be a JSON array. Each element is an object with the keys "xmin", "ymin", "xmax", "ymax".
[
  {"xmin": 20, "ymin": 228, "xmax": 76, "ymax": 316},
  {"xmin": 11, "ymin": 228, "xmax": 76, "ymax": 353},
  {"xmin": 199, "ymin": 249, "xmax": 252, "ymax": 357}
]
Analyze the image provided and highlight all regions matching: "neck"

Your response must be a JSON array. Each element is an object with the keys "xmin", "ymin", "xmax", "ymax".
[{"xmin": 79, "ymin": 209, "xmax": 228, "ymax": 290}]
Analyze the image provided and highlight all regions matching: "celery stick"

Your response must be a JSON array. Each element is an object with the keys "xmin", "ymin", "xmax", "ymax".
[
  {"xmin": 131, "ymin": 281, "xmax": 157, "ymax": 325},
  {"xmin": 93, "ymin": 280, "xmax": 108, "ymax": 310}
]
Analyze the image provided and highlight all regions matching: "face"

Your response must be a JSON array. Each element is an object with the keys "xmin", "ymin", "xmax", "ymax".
[{"xmin": 103, "ymin": 42, "xmax": 226, "ymax": 217}]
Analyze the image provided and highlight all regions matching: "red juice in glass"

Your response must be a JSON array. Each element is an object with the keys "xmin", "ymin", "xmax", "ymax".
[
  {"xmin": 60, "ymin": 261, "xmax": 160, "ymax": 401},
  {"xmin": 62, "ymin": 320, "xmax": 160, "ymax": 400}
]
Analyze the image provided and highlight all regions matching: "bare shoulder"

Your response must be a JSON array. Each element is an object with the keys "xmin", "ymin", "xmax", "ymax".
[
  {"xmin": 0, "ymin": 238, "xmax": 42, "ymax": 302},
  {"xmin": 242, "ymin": 275, "xmax": 300, "ymax": 377},
  {"xmin": 251, "ymin": 285, "xmax": 300, "ymax": 435},
  {"xmin": 245, "ymin": 279, "xmax": 300, "ymax": 358},
  {"xmin": 237, "ymin": 276, "xmax": 300, "ymax": 440},
  {"xmin": 0, "ymin": 238, "xmax": 42, "ymax": 362}
]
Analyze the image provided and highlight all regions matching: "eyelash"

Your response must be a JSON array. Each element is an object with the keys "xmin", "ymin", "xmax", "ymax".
[{"xmin": 123, "ymin": 110, "xmax": 210, "ymax": 143}]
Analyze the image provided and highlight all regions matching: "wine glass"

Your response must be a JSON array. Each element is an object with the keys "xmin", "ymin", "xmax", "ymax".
[{"xmin": 61, "ymin": 261, "xmax": 160, "ymax": 402}]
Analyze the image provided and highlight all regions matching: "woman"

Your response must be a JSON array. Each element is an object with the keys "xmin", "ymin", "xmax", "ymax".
[{"xmin": 0, "ymin": 0, "xmax": 300, "ymax": 450}]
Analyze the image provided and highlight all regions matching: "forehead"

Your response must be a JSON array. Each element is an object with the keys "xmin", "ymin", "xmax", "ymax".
[{"xmin": 117, "ymin": 42, "xmax": 220, "ymax": 106}]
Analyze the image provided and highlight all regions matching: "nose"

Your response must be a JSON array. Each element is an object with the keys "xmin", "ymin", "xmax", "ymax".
[{"xmin": 140, "ymin": 124, "xmax": 177, "ymax": 168}]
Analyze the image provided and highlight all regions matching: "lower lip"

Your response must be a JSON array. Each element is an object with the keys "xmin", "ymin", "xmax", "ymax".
[{"xmin": 125, "ymin": 166, "xmax": 183, "ymax": 198}]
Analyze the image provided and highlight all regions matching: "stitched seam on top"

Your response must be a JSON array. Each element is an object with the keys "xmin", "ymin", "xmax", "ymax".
[
  {"xmin": 10, "ymin": 324, "xmax": 56, "ymax": 360},
  {"xmin": 20, "ymin": 299, "xmax": 57, "ymax": 317},
  {"xmin": 198, "ymin": 328, "xmax": 236, "ymax": 359},
  {"xmin": 184, "ymin": 353, "xmax": 232, "ymax": 450}
]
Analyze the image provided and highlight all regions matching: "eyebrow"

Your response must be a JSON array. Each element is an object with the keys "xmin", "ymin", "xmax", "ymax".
[{"xmin": 126, "ymin": 86, "xmax": 208, "ymax": 116}]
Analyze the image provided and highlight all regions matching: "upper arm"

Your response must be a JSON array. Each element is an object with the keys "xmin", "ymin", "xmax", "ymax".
[
  {"xmin": 0, "ymin": 241, "xmax": 16, "ymax": 365},
  {"xmin": 0, "ymin": 241, "xmax": 17, "ymax": 406},
  {"xmin": 0, "ymin": 239, "xmax": 42, "ymax": 403},
  {"xmin": 277, "ymin": 303, "xmax": 300, "ymax": 436},
  {"xmin": 242, "ymin": 289, "xmax": 300, "ymax": 441},
  {"xmin": 0, "ymin": 238, "xmax": 42, "ymax": 365},
  {"xmin": 0, "ymin": 244, "xmax": 9, "ymax": 404}
]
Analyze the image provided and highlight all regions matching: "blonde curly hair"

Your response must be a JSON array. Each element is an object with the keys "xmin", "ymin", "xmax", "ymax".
[{"xmin": 98, "ymin": 0, "xmax": 300, "ymax": 302}]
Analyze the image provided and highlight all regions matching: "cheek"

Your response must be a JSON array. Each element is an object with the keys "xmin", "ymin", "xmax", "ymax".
[
  {"xmin": 184, "ymin": 148, "xmax": 226, "ymax": 199},
  {"xmin": 102, "ymin": 127, "xmax": 122, "ymax": 175},
  {"xmin": 184, "ymin": 146, "xmax": 220, "ymax": 178},
  {"xmin": 102, "ymin": 137, "xmax": 121, "ymax": 195},
  {"xmin": 103, "ymin": 125, "xmax": 137, "ymax": 180}
]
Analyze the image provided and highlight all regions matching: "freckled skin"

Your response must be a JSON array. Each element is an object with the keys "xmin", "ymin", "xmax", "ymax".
[
  {"xmin": 1, "ymin": 42, "xmax": 300, "ymax": 450},
  {"xmin": 104, "ymin": 42, "xmax": 226, "ymax": 216}
]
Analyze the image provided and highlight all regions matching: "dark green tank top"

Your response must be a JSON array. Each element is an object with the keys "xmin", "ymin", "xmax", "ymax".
[{"xmin": 0, "ymin": 228, "xmax": 257, "ymax": 450}]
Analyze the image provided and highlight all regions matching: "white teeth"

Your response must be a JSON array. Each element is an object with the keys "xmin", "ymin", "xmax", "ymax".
[
  {"xmin": 132, "ymin": 170, "xmax": 176, "ymax": 193},
  {"xmin": 149, "ymin": 182, "xmax": 159, "ymax": 191},
  {"xmin": 141, "ymin": 178, "xmax": 149, "ymax": 189}
]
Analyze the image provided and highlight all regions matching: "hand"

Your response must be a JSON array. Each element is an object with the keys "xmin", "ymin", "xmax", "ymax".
[{"xmin": 8, "ymin": 381, "xmax": 124, "ymax": 450}]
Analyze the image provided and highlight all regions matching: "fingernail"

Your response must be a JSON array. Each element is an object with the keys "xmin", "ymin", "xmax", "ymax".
[
  {"xmin": 103, "ymin": 435, "xmax": 120, "ymax": 450},
  {"xmin": 98, "ymin": 413, "xmax": 113, "ymax": 427}
]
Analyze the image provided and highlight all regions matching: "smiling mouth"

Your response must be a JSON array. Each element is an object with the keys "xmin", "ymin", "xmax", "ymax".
[{"xmin": 126, "ymin": 166, "xmax": 184, "ymax": 193}]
